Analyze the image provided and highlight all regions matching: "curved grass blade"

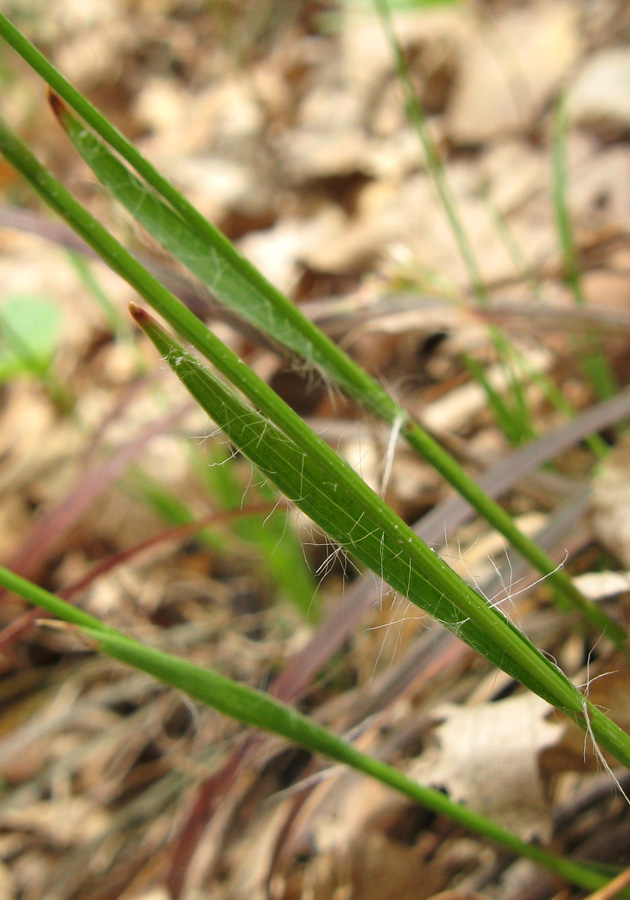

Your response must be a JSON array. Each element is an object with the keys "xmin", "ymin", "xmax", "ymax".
[
  {"xmin": 131, "ymin": 303, "xmax": 630, "ymax": 770},
  {"xmin": 43, "ymin": 94, "xmax": 625, "ymax": 647},
  {"xmin": 0, "ymin": 564, "xmax": 624, "ymax": 897}
]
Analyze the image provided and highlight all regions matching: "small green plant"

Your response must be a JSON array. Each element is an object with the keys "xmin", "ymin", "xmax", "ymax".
[
  {"xmin": 0, "ymin": 290, "xmax": 72, "ymax": 411},
  {"xmin": 0, "ymin": 10, "xmax": 628, "ymax": 896},
  {"xmin": 374, "ymin": 0, "xmax": 616, "ymax": 453}
]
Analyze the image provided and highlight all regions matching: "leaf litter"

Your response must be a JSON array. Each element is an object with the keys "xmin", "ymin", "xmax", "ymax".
[{"xmin": 0, "ymin": 1, "xmax": 630, "ymax": 898}]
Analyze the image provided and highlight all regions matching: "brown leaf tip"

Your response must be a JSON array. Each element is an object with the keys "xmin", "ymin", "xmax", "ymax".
[
  {"xmin": 46, "ymin": 88, "xmax": 67, "ymax": 123},
  {"xmin": 128, "ymin": 301, "xmax": 148, "ymax": 323}
]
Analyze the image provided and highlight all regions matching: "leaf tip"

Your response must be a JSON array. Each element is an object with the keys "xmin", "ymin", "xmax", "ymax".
[
  {"xmin": 129, "ymin": 301, "xmax": 149, "ymax": 325},
  {"xmin": 46, "ymin": 88, "xmax": 67, "ymax": 124}
]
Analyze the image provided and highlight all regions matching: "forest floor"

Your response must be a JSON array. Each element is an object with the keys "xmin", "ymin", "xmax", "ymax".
[{"xmin": 1, "ymin": 1, "xmax": 630, "ymax": 898}]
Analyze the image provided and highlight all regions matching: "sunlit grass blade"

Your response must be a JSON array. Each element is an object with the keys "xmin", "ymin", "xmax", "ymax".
[
  {"xmin": 0, "ymin": 563, "xmax": 625, "ymax": 897},
  {"xmin": 129, "ymin": 302, "xmax": 630, "ymax": 770},
  {"xmin": 36, "ymin": 93, "xmax": 622, "ymax": 645}
]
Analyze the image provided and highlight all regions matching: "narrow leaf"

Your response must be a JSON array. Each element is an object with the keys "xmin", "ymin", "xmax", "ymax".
[
  {"xmin": 0, "ymin": 563, "xmax": 622, "ymax": 897},
  {"xmin": 0, "ymin": 15, "xmax": 616, "ymax": 636},
  {"xmin": 0, "ymin": 111, "xmax": 627, "ymax": 764},
  {"xmin": 45, "ymin": 93, "xmax": 626, "ymax": 645},
  {"xmin": 130, "ymin": 304, "xmax": 630, "ymax": 771}
]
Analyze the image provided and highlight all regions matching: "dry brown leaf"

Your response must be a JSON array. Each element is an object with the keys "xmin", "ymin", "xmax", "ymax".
[
  {"xmin": 269, "ymin": 773, "xmax": 447, "ymax": 900},
  {"xmin": 568, "ymin": 145, "xmax": 630, "ymax": 228},
  {"xmin": 573, "ymin": 571, "xmax": 630, "ymax": 601},
  {"xmin": 568, "ymin": 47, "xmax": 630, "ymax": 141},
  {"xmin": 238, "ymin": 209, "xmax": 346, "ymax": 295},
  {"xmin": 410, "ymin": 694, "xmax": 563, "ymax": 840},
  {"xmin": 447, "ymin": 2, "xmax": 581, "ymax": 144}
]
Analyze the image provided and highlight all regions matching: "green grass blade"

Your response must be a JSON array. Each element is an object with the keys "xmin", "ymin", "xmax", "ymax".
[
  {"xmin": 0, "ymin": 14, "xmax": 621, "ymax": 639},
  {"xmin": 51, "ymin": 98, "xmax": 349, "ymax": 390},
  {"xmin": 373, "ymin": 0, "xmax": 485, "ymax": 299},
  {"xmin": 48, "ymin": 94, "xmax": 401, "ymax": 423},
  {"xmin": 0, "ymin": 110, "xmax": 627, "ymax": 745},
  {"xmin": 66, "ymin": 250, "xmax": 131, "ymax": 340},
  {"xmin": 125, "ymin": 466, "xmax": 225, "ymax": 552},
  {"xmin": 130, "ymin": 461, "xmax": 316, "ymax": 617},
  {"xmin": 131, "ymin": 303, "xmax": 630, "ymax": 768},
  {"xmin": 39, "ymin": 97, "xmax": 623, "ymax": 645},
  {"xmin": 0, "ymin": 12, "xmax": 627, "ymax": 883},
  {"xmin": 0, "ymin": 563, "xmax": 624, "ymax": 897},
  {"xmin": 463, "ymin": 353, "xmax": 535, "ymax": 446}
]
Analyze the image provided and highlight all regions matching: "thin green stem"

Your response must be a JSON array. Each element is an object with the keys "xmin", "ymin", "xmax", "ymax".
[
  {"xmin": 480, "ymin": 176, "xmax": 609, "ymax": 459},
  {"xmin": 67, "ymin": 250, "xmax": 131, "ymax": 339},
  {"xmin": 0, "ymin": 564, "xmax": 625, "ymax": 898},
  {"xmin": 373, "ymin": 0, "xmax": 486, "ymax": 301}
]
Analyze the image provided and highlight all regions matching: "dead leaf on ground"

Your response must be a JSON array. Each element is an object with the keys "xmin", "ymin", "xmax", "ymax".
[
  {"xmin": 410, "ymin": 694, "xmax": 564, "ymax": 840},
  {"xmin": 568, "ymin": 47, "xmax": 630, "ymax": 141},
  {"xmin": 447, "ymin": 2, "xmax": 581, "ymax": 145}
]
